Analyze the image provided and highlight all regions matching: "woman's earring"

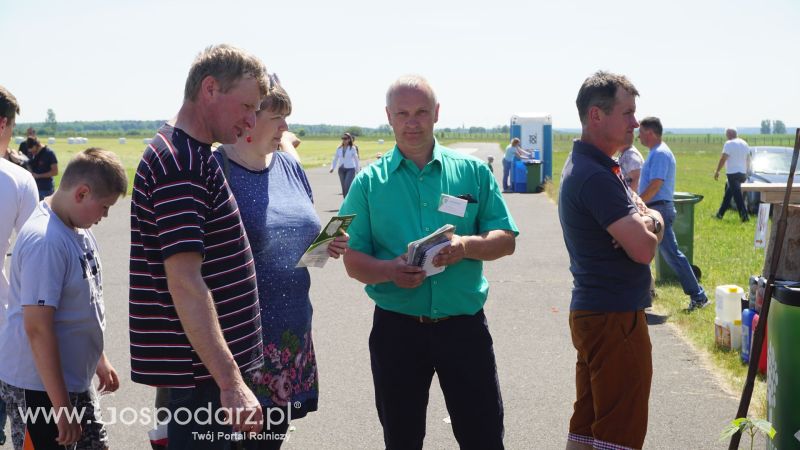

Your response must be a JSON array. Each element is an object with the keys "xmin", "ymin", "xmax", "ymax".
[{"xmin": 246, "ymin": 135, "xmax": 253, "ymax": 143}]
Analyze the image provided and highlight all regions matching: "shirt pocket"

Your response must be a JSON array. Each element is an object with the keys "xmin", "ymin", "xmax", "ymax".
[{"xmin": 452, "ymin": 203, "xmax": 479, "ymax": 236}]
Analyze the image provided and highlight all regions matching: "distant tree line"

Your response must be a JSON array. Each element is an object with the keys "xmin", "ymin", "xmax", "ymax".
[
  {"xmin": 760, "ymin": 119, "xmax": 786, "ymax": 134},
  {"xmin": 292, "ymin": 123, "xmax": 511, "ymax": 137},
  {"xmin": 15, "ymin": 119, "xmax": 167, "ymax": 137},
  {"xmin": 11, "ymin": 121, "xmax": 514, "ymax": 138}
]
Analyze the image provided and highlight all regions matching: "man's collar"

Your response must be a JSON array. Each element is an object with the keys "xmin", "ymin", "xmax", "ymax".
[
  {"xmin": 573, "ymin": 140, "xmax": 618, "ymax": 170},
  {"xmin": 387, "ymin": 139, "xmax": 442, "ymax": 173}
]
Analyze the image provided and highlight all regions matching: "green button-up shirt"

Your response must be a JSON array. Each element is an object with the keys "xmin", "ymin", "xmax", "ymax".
[{"xmin": 339, "ymin": 141, "xmax": 518, "ymax": 318}]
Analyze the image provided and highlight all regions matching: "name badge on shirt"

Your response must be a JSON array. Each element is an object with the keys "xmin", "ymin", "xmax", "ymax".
[{"xmin": 438, "ymin": 194, "xmax": 468, "ymax": 217}]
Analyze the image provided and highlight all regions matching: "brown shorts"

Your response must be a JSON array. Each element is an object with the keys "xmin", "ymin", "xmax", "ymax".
[{"xmin": 568, "ymin": 309, "xmax": 652, "ymax": 450}]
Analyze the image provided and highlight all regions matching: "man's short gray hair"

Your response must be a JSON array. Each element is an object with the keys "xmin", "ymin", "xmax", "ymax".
[
  {"xmin": 385, "ymin": 75, "xmax": 437, "ymax": 107},
  {"xmin": 726, "ymin": 127, "xmax": 738, "ymax": 138}
]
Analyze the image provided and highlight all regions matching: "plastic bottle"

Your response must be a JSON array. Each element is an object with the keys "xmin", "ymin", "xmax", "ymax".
[
  {"xmin": 751, "ymin": 313, "xmax": 767, "ymax": 375},
  {"xmin": 748, "ymin": 275, "xmax": 759, "ymax": 310},
  {"xmin": 741, "ymin": 308, "xmax": 756, "ymax": 363},
  {"xmin": 755, "ymin": 277, "xmax": 767, "ymax": 313},
  {"xmin": 729, "ymin": 319, "xmax": 742, "ymax": 352},
  {"xmin": 715, "ymin": 285, "xmax": 743, "ymax": 322}
]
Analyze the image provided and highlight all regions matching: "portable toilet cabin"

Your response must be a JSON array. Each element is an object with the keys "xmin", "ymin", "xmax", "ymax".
[{"xmin": 510, "ymin": 113, "xmax": 553, "ymax": 182}]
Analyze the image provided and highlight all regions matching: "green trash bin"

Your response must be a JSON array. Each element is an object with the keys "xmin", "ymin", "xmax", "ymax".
[
  {"xmin": 524, "ymin": 160, "xmax": 543, "ymax": 193},
  {"xmin": 767, "ymin": 284, "xmax": 800, "ymax": 450},
  {"xmin": 655, "ymin": 192, "xmax": 704, "ymax": 282}
]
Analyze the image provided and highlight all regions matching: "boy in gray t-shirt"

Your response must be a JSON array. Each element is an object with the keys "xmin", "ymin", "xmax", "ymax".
[{"xmin": 0, "ymin": 148, "xmax": 127, "ymax": 450}]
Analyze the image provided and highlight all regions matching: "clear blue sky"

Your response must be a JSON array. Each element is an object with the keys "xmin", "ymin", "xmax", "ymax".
[{"xmin": 3, "ymin": 0, "xmax": 798, "ymax": 130}]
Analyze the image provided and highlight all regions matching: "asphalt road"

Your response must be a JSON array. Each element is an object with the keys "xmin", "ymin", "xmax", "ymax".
[{"xmin": 2, "ymin": 142, "xmax": 759, "ymax": 449}]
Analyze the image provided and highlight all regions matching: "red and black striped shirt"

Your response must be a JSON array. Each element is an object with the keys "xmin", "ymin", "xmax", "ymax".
[{"xmin": 129, "ymin": 124, "xmax": 263, "ymax": 388}]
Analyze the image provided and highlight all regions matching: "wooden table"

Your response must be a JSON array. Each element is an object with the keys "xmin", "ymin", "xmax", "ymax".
[{"xmin": 741, "ymin": 182, "xmax": 800, "ymax": 203}]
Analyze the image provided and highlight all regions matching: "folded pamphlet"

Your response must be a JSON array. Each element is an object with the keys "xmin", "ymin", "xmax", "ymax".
[
  {"xmin": 406, "ymin": 224, "xmax": 455, "ymax": 277},
  {"xmin": 296, "ymin": 214, "xmax": 356, "ymax": 268}
]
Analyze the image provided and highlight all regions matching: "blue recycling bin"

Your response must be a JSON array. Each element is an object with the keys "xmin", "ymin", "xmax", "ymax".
[{"xmin": 513, "ymin": 160, "xmax": 527, "ymax": 193}]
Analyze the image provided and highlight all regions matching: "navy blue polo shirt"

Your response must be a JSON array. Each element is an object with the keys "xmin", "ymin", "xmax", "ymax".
[{"xmin": 558, "ymin": 140, "xmax": 651, "ymax": 312}]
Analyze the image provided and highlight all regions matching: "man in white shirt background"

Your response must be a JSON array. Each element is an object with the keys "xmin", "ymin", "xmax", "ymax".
[{"xmin": 714, "ymin": 127, "xmax": 752, "ymax": 222}]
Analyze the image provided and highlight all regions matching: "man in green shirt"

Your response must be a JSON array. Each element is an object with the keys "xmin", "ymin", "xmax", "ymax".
[{"xmin": 340, "ymin": 75, "xmax": 518, "ymax": 450}]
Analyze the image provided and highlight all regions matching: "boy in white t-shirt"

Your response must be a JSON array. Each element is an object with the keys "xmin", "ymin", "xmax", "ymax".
[{"xmin": 0, "ymin": 148, "xmax": 127, "ymax": 450}]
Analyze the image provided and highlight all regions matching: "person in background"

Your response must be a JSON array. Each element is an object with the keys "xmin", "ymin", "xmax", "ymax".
[
  {"xmin": 279, "ymin": 130, "xmax": 302, "ymax": 162},
  {"xmin": 618, "ymin": 144, "xmax": 644, "ymax": 193},
  {"xmin": 214, "ymin": 78, "xmax": 349, "ymax": 449},
  {"xmin": 329, "ymin": 132, "xmax": 360, "ymax": 197},
  {"xmin": 714, "ymin": 127, "xmax": 752, "ymax": 222},
  {"xmin": 0, "ymin": 148, "xmax": 126, "ymax": 450},
  {"xmin": 340, "ymin": 74, "xmax": 517, "ymax": 450},
  {"xmin": 18, "ymin": 127, "xmax": 35, "ymax": 158},
  {"xmin": 0, "ymin": 85, "xmax": 38, "ymax": 449},
  {"xmin": 638, "ymin": 117, "xmax": 709, "ymax": 311},
  {"xmin": 620, "ymin": 143, "xmax": 650, "ymax": 297},
  {"xmin": 26, "ymin": 137, "xmax": 58, "ymax": 200},
  {"xmin": 560, "ymin": 71, "xmax": 663, "ymax": 450},
  {"xmin": 502, "ymin": 137, "xmax": 532, "ymax": 192}
]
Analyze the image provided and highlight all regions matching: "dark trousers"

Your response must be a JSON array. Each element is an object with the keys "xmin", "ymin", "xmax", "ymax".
[
  {"xmin": 369, "ymin": 307, "xmax": 504, "ymax": 450},
  {"xmin": 167, "ymin": 381, "xmax": 230, "ymax": 450},
  {"xmin": 167, "ymin": 381, "xmax": 290, "ymax": 450},
  {"xmin": 717, "ymin": 172, "xmax": 749, "ymax": 220}
]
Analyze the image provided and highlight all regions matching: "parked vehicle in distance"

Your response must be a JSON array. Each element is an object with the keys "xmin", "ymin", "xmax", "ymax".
[{"xmin": 731, "ymin": 146, "xmax": 799, "ymax": 214}]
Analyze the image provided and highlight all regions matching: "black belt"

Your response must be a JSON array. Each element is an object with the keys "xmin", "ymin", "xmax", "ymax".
[
  {"xmin": 647, "ymin": 200, "xmax": 672, "ymax": 207},
  {"xmin": 378, "ymin": 307, "xmax": 470, "ymax": 324}
]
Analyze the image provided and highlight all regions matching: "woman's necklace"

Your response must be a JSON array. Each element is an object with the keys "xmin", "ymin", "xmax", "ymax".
[{"xmin": 229, "ymin": 145, "xmax": 268, "ymax": 171}]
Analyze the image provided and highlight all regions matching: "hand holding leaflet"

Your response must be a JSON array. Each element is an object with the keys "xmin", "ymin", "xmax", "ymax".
[{"xmin": 297, "ymin": 214, "xmax": 355, "ymax": 268}]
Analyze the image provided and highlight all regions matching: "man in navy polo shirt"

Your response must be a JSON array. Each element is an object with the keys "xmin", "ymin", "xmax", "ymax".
[{"xmin": 559, "ymin": 71, "xmax": 664, "ymax": 450}]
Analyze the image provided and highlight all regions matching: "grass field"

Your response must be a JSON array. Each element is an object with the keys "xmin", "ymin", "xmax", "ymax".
[
  {"xmin": 47, "ymin": 133, "xmax": 771, "ymax": 415},
  {"xmin": 45, "ymin": 136, "xmax": 395, "ymax": 190}
]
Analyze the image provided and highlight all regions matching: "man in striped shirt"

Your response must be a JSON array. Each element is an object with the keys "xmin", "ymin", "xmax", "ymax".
[{"xmin": 130, "ymin": 44, "xmax": 269, "ymax": 448}]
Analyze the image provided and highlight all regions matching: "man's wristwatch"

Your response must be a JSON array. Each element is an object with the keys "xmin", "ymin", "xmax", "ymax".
[{"xmin": 646, "ymin": 214, "xmax": 662, "ymax": 234}]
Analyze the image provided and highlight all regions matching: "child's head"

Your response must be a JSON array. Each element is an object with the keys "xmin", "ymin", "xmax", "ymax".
[{"xmin": 57, "ymin": 148, "xmax": 128, "ymax": 228}]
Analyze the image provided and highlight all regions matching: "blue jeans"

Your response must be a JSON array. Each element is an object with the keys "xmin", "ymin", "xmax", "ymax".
[
  {"xmin": 338, "ymin": 167, "xmax": 356, "ymax": 197},
  {"xmin": 502, "ymin": 160, "xmax": 512, "ymax": 191},
  {"xmin": 651, "ymin": 202, "xmax": 707, "ymax": 303}
]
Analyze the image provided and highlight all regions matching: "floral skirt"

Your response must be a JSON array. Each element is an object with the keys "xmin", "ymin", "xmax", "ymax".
[{"xmin": 246, "ymin": 328, "xmax": 319, "ymax": 420}]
